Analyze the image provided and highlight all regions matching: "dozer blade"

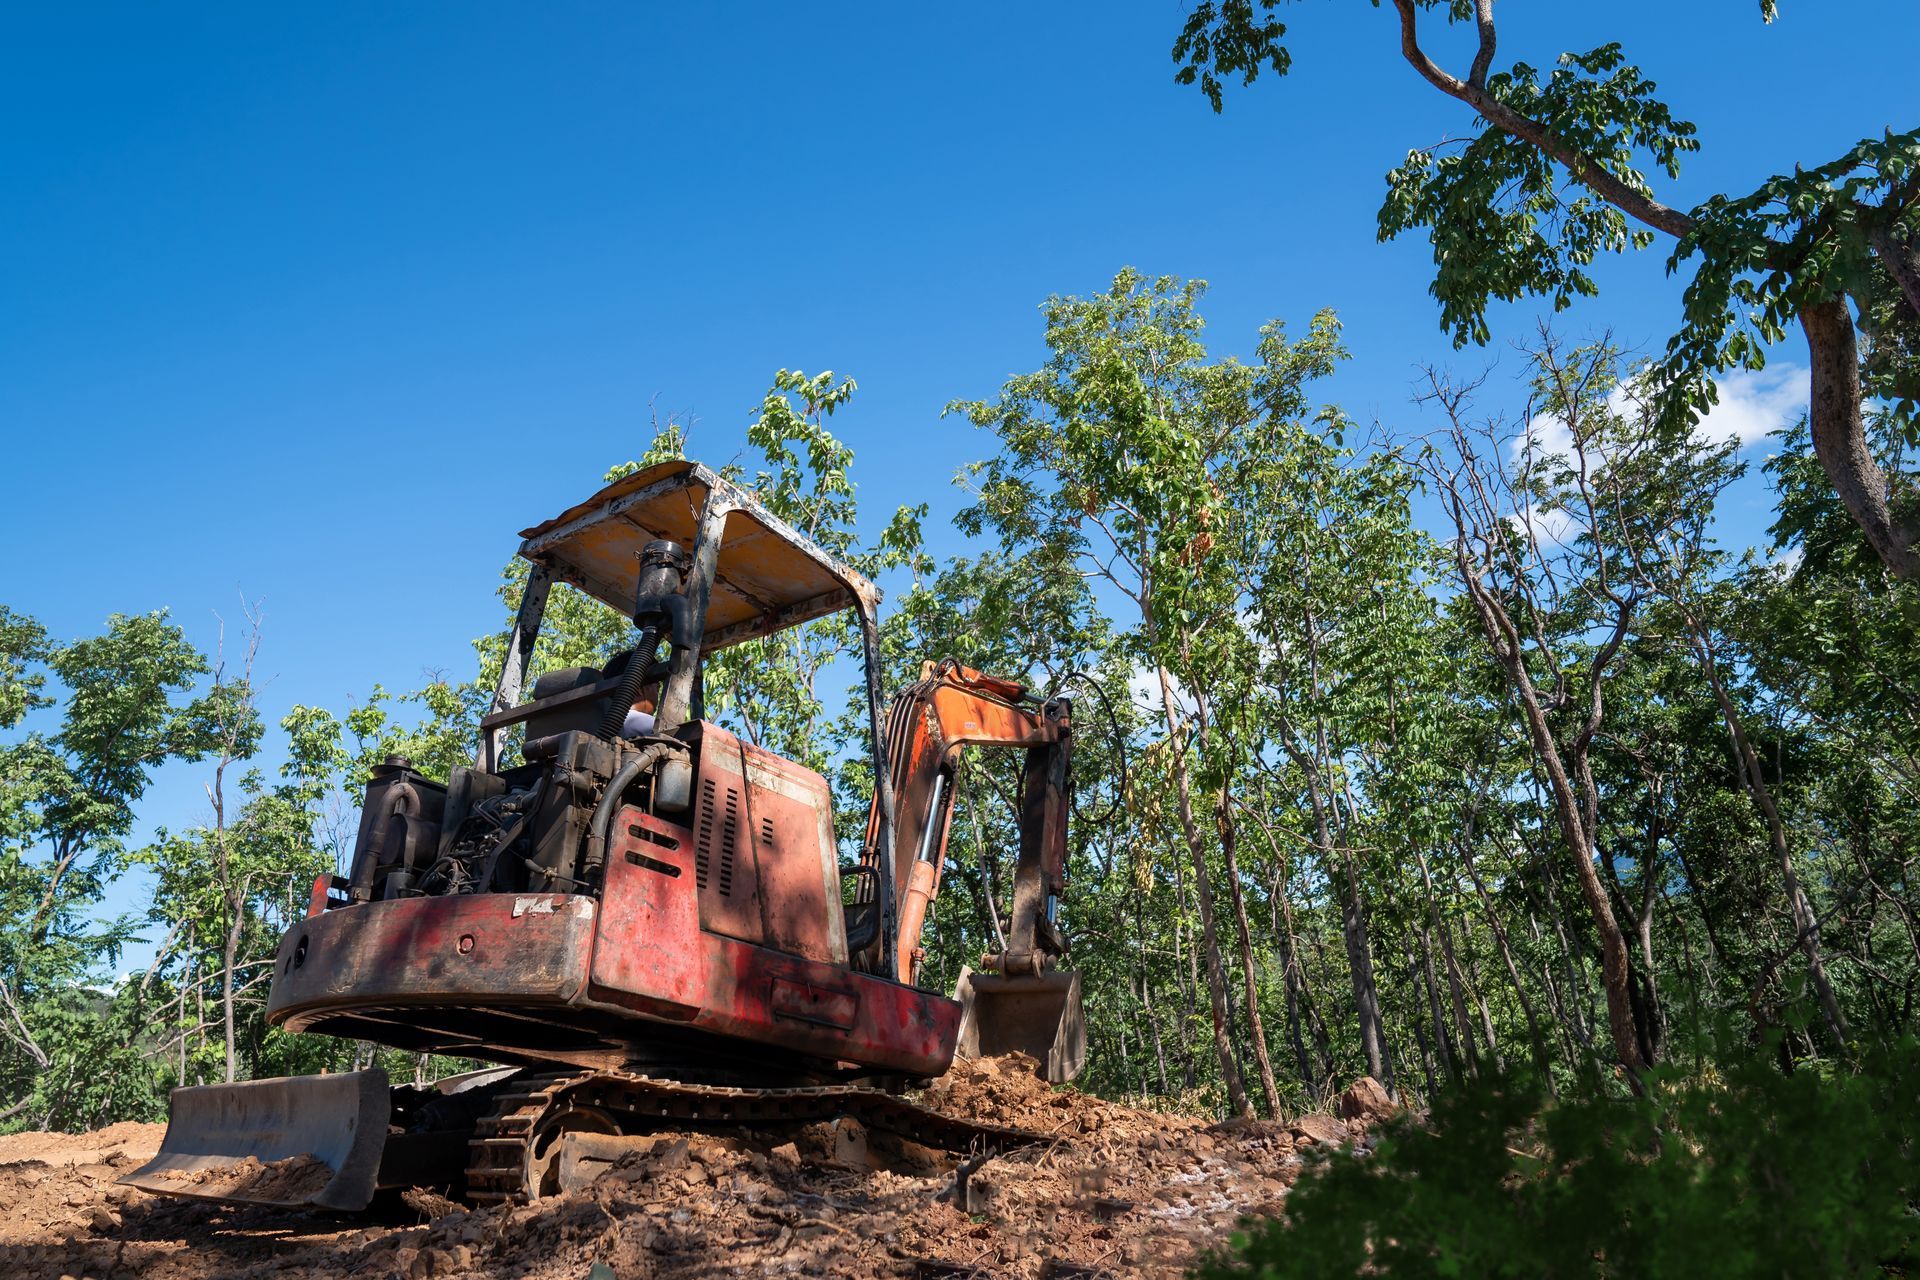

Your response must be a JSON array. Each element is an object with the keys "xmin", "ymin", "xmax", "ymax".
[
  {"xmin": 954, "ymin": 966, "xmax": 1087, "ymax": 1084},
  {"xmin": 120, "ymin": 1069, "xmax": 391, "ymax": 1211}
]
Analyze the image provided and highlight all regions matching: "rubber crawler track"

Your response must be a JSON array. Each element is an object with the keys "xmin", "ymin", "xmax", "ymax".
[{"xmin": 465, "ymin": 1070, "xmax": 1042, "ymax": 1204}]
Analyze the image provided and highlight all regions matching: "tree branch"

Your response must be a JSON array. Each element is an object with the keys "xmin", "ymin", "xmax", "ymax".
[
  {"xmin": 0, "ymin": 979, "xmax": 50, "ymax": 1070},
  {"xmin": 1387, "ymin": 0, "xmax": 1696, "ymax": 240},
  {"xmin": 1801, "ymin": 299, "xmax": 1920, "ymax": 578},
  {"xmin": 1467, "ymin": 0, "xmax": 1498, "ymax": 90},
  {"xmin": 1867, "ymin": 223, "xmax": 1920, "ymax": 319}
]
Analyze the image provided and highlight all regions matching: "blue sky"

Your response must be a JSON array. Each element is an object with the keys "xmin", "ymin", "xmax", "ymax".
[{"xmin": 3, "ymin": 2, "xmax": 1912, "ymax": 962}]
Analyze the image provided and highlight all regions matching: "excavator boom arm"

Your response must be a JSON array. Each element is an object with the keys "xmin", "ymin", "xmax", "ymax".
[{"xmin": 861, "ymin": 660, "xmax": 1071, "ymax": 985}]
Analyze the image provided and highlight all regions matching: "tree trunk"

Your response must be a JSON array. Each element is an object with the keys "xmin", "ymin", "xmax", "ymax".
[
  {"xmin": 1460, "ymin": 844, "xmax": 1553, "ymax": 1083},
  {"xmin": 1156, "ymin": 667, "xmax": 1252, "ymax": 1116},
  {"xmin": 1276, "ymin": 927, "xmax": 1315, "ymax": 1099},
  {"xmin": 1132, "ymin": 887, "xmax": 1172, "ymax": 1095},
  {"xmin": 1461, "ymin": 948, "xmax": 1505, "ymax": 1074},
  {"xmin": 1247, "ymin": 804, "xmax": 1330, "ymax": 1100},
  {"xmin": 1401, "ymin": 933, "xmax": 1442, "ymax": 1100},
  {"xmin": 1137, "ymin": 970, "xmax": 1171, "ymax": 1094},
  {"xmin": 175, "ymin": 944, "xmax": 190, "ymax": 1087},
  {"xmin": 1413, "ymin": 846, "xmax": 1478, "ymax": 1075},
  {"xmin": 222, "ymin": 894, "xmax": 242, "ymax": 1084},
  {"xmin": 1413, "ymin": 920, "xmax": 1456, "ymax": 1080},
  {"xmin": 1217, "ymin": 797, "xmax": 1282, "ymax": 1116},
  {"xmin": 1456, "ymin": 585, "xmax": 1645, "ymax": 1074},
  {"xmin": 1598, "ymin": 842, "xmax": 1663, "ymax": 1066},
  {"xmin": 1689, "ymin": 628, "xmax": 1850, "ymax": 1044},
  {"xmin": 1801, "ymin": 299, "xmax": 1919, "ymax": 581},
  {"xmin": 1288, "ymin": 743, "xmax": 1391, "ymax": 1089}
]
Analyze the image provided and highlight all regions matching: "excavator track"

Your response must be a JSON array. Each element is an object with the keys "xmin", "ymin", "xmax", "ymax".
[{"xmin": 466, "ymin": 1070, "xmax": 1041, "ymax": 1205}]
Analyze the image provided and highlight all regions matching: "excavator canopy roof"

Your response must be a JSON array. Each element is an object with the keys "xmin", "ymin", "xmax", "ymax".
[{"xmin": 515, "ymin": 459, "xmax": 879, "ymax": 652}]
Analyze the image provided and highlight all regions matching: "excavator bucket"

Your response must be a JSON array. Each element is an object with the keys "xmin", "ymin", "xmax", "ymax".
[
  {"xmin": 953, "ymin": 966, "xmax": 1087, "ymax": 1084},
  {"xmin": 120, "ymin": 1069, "xmax": 392, "ymax": 1211}
]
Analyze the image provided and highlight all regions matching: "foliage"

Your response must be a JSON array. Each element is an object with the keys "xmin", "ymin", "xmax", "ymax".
[
  {"xmin": 1378, "ymin": 45, "xmax": 1691, "ymax": 347},
  {"xmin": 1, "ymin": 281, "xmax": 1917, "ymax": 1280},
  {"xmin": 0, "ymin": 610, "xmax": 245, "ymax": 1127},
  {"xmin": 1195, "ymin": 1037, "xmax": 1920, "ymax": 1279},
  {"xmin": 1170, "ymin": 1, "xmax": 1920, "ymax": 578}
]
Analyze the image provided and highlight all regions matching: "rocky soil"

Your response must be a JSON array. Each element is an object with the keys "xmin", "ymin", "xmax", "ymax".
[{"xmin": 0, "ymin": 1058, "xmax": 1398, "ymax": 1279}]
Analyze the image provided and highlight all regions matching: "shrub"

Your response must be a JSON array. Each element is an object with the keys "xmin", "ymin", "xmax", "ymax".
[{"xmin": 1194, "ymin": 1040, "xmax": 1920, "ymax": 1279}]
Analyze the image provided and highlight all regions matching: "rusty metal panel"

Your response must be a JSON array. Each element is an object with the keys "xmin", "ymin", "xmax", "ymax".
[
  {"xmin": 769, "ymin": 976, "xmax": 859, "ymax": 1031},
  {"xmin": 687, "ymin": 935, "xmax": 961, "ymax": 1076},
  {"xmin": 267, "ymin": 893, "xmax": 595, "ymax": 1026},
  {"xmin": 587, "ymin": 809, "xmax": 705, "ymax": 1020},
  {"xmin": 510, "ymin": 460, "xmax": 877, "ymax": 652},
  {"xmin": 691, "ymin": 722, "xmax": 844, "ymax": 965},
  {"xmin": 584, "ymin": 807, "xmax": 959, "ymax": 1076}
]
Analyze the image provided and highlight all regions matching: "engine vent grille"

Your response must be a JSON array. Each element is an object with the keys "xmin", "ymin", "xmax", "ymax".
[
  {"xmin": 695, "ymin": 777, "xmax": 716, "ymax": 890},
  {"xmin": 696, "ymin": 775, "xmax": 741, "ymax": 898},
  {"xmin": 717, "ymin": 787, "xmax": 740, "ymax": 897}
]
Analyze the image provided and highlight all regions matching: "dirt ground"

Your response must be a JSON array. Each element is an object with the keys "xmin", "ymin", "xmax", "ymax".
[{"xmin": 0, "ymin": 1058, "xmax": 1392, "ymax": 1279}]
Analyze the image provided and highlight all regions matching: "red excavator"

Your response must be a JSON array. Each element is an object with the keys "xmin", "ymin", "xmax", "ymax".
[{"xmin": 124, "ymin": 460, "xmax": 1086, "ymax": 1209}]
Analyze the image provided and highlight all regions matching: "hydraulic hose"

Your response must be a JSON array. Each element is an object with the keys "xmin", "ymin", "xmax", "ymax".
[
  {"xmin": 595, "ymin": 624, "xmax": 663, "ymax": 741},
  {"xmin": 584, "ymin": 741, "xmax": 681, "ymax": 874}
]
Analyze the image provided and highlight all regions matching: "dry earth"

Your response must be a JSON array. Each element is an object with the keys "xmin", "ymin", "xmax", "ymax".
[{"xmin": 0, "ymin": 1058, "xmax": 1396, "ymax": 1279}]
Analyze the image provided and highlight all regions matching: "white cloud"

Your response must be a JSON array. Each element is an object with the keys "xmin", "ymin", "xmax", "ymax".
[
  {"xmin": 1515, "ymin": 401, "xmax": 1582, "ymax": 464},
  {"xmin": 1516, "ymin": 500, "xmax": 1577, "ymax": 548},
  {"xmin": 1514, "ymin": 364, "xmax": 1807, "ymax": 465},
  {"xmin": 1693, "ymin": 365, "xmax": 1807, "ymax": 448},
  {"xmin": 1128, "ymin": 665, "xmax": 1196, "ymax": 721}
]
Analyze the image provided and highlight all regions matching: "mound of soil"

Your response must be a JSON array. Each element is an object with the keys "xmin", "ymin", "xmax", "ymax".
[
  {"xmin": 0, "ymin": 1059, "xmax": 1389, "ymax": 1279},
  {"xmin": 152, "ymin": 1154, "xmax": 334, "ymax": 1203}
]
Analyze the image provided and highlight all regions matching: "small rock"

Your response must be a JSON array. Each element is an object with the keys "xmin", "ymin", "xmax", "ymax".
[
  {"xmin": 401, "ymin": 1187, "xmax": 462, "ymax": 1220},
  {"xmin": 1338, "ymin": 1076, "xmax": 1399, "ymax": 1123},
  {"xmin": 88, "ymin": 1205, "xmax": 120, "ymax": 1232},
  {"xmin": 1288, "ymin": 1113, "xmax": 1348, "ymax": 1146},
  {"xmin": 688, "ymin": 1135, "xmax": 744, "ymax": 1165},
  {"xmin": 410, "ymin": 1246, "xmax": 458, "ymax": 1278}
]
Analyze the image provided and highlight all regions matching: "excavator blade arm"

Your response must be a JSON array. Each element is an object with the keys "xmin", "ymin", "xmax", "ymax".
[{"xmin": 120, "ymin": 1070, "xmax": 392, "ymax": 1210}]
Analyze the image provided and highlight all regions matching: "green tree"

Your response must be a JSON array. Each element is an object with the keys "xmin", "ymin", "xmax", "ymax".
[
  {"xmin": 0, "ymin": 609, "xmax": 234, "ymax": 1126},
  {"xmin": 1174, "ymin": 1, "xmax": 1920, "ymax": 581},
  {"xmin": 953, "ymin": 268, "xmax": 1348, "ymax": 1116}
]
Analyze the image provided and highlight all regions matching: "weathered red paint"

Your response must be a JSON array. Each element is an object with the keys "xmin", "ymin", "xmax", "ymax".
[
  {"xmin": 688, "ymin": 722, "xmax": 845, "ymax": 965},
  {"xmin": 269, "ymin": 892, "xmax": 596, "ymax": 1027},
  {"xmin": 586, "ymin": 810, "xmax": 705, "ymax": 1021},
  {"xmin": 589, "ymin": 806, "xmax": 959, "ymax": 1077},
  {"xmin": 268, "ymin": 806, "xmax": 960, "ymax": 1078},
  {"xmin": 682, "ymin": 931, "xmax": 958, "ymax": 1075}
]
